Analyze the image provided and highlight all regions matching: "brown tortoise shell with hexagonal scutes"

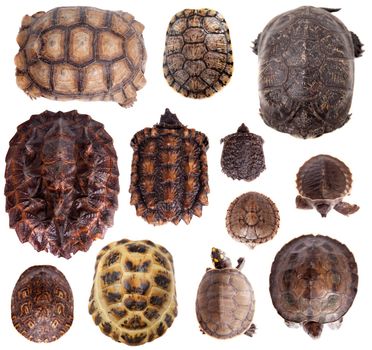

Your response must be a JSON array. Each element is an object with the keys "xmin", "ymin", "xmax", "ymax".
[
  {"xmin": 5, "ymin": 110, "xmax": 119, "ymax": 259},
  {"xmin": 89, "ymin": 239, "xmax": 177, "ymax": 346},
  {"xmin": 11, "ymin": 265, "xmax": 73, "ymax": 343},
  {"xmin": 15, "ymin": 6, "xmax": 146, "ymax": 107}
]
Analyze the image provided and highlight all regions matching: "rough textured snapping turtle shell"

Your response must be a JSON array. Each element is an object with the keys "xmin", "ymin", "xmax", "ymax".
[
  {"xmin": 226, "ymin": 192, "xmax": 280, "ymax": 247},
  {"xmin": 11, "ymin": 265, "xmax": 73, "ymax": 343},
  {"xmin": 129, "ymin": 109, "xmax": 209, "ymax": 225},
  {"xmin": 5, "ymin": 110, "xmax": 119, "ymax": 258},
  {"xmin": 254, "ymin": 6, "xmax": 363, "ymax": 138},
  {"xmin": 270, "ymin": 234, "xmax": 358, "ymax": 338},
  {"xmin": 163, "ymin": 8, "xmax": 233, "ymax": 98},
  {"xmin": 220, "ymin": 124, "xmax": 265, "ymax": 181},
  {"xmin": 15, "ymin": 6, "xmax": 147, "ymax": 107},
  {"xmin": 89, "ymin": 239, "xmax": 177, "ymax": 346}
]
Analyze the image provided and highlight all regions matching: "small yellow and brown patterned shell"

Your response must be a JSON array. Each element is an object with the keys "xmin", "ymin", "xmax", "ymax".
[
  {"xmin": 129, "ymin": 109, "xmax": 209, "ymax": 225},
  {"xmin": 89, "ymin": 239, "xmax": 177, "ymax": 346},
  {"xmin": 15, "ymin": 6, "xmax": 146, "ymax": 107},
  {"xmin": 11, "ymin": 265, "xmax": 73, "ymax": 343}
]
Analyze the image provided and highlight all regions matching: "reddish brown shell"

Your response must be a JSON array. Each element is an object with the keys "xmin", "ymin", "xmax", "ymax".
[
  {"xmin": 11, "ymin": 265, "xmax": 73, "ymax": 343},
  {"xmin": 5, "ymin": 110, "xmax": 119, "ymax": 258},
  {"xmin": 129, "ymin": 109, "xmax": 209, "ymax": 225}
]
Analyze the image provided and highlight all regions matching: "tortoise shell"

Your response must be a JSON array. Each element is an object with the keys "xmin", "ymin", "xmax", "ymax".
[
  {"xmin": 220, "ymin": 124, "xmax": 265, "ymax": 181},
  {"xmin": 254, "ymin": 6, "xmax": 363, "ymax": 138},
  {"xmin": 15, "ymin": 6, "xmax": 147, "ymax": 107},
  {"xmin": 163, "ymin": 8, "xmax": 233, "ymax": 98},
  {"xmin": 88, "ymin": 239, "xmax": 177, "ymax": 346},
  {"xmin": 196, "ymin": 248, "xmax": 255, "ymax": 339},
  {"xmin": 226, "ymin": 192, "xmax": 280, "ymax": 247},
  {"xmin": 5, "ymin": 110, "xmax": 119, "ymax": 258},
  {"xmin": 129, "ymin": 109, "xmax": 209, "ymax": 225},
  {"xmin": 270, "ymin": 234, "xmax": 358, "ymax": 338},
  {"xmin": 11, "ymin": 265, "xmax": 73, "ymax": 343},
  {"xmin": 296, "ymin": 154, "xmax": 359, "ymax": 217}
]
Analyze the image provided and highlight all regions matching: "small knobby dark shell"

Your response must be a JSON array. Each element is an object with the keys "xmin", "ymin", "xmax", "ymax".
[
  {"xmin": 270, "ymin": 234, "xmax": 358, "ymax": 338},
  {"xmin": 163, "ymin": 8, "xmax": 233, "ymax": 98},
  {"xmin": 5, "ymin": 110, "xmax": 119, "ymax": 258},
  {"xmin": 129, "ymin": 109, "xmax": 209, "ymax": 225},
  {"xmin": 220, "ymin": 124, "xmax": 265, "ymax": 181},
  {"xmin": 89, "ymin": 239, "xmax": 177, "ymax": 345},
  {"xmin": 11, "ymin": 265, "xmax": 74, "ymax": 343},
  {"xmin": 226, "ymin": 192, "xmax": 280, "ymax": 247}
]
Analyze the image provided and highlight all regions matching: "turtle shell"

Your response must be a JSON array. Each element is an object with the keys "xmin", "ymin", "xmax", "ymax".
[
  {"xmin": 296, "ymin": 154, "xmax": 359, "ymax": 217},
  {"xmin": 15, "ymin": 6, "xmax": 147, "ymax": 107},
  {"xmin": 88, "ymin": 239, "xmax": 177, "ymax": 346},
  {"xmin": 270, "ymin": 234, "xmax": 358, "ymax": 338},
  {"xmin": 163, "ymin": 8, "xmax": 233, "ymax": 98},
  {"xmin": 11, "ymin": 265, "xmax": 73, "ymax": 343},
  {"xmin": 220, "ymin": 124, "xmax": 265, "ymax": 181},
  {"xmin": 226, "ymin": 192, "xmax": 280, "ymax": 247},
  {"xmin": 129, "ymin": 109, "xmax": 209, "ymax": 225},
  {"xmin": 254, "ymin": 6, "xmax": 363, "ymax": 138},
  {"xmin": 4, "ymin": 110, "xmax": 119, "ymax": 258}
]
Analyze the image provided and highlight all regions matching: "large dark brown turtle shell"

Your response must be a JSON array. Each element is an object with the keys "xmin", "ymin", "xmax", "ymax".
[
  {"xmin": 5, "ymin": 110, "xmax": 119, "ymax": 258},
  {"xmin": 296, "ymin": 154, "xmax": 359, "ymax": 217},
  {"xmin": 270, "ymin": 234, "xmax": 358, "ymax": 338},
  {"xmin": 11, "ymin": 265, "xmax": 73, "ymax": 343},
  {"xmin": 220, "ymin": 124, "xmax": 265, "ymax": 181},
  {"xmin": 254, "ymin": 6, "xmax": 363, "ymax": 138},
  {"xmin": 129, "ymin": 109, "xmax": 209, "ymax": 225}
]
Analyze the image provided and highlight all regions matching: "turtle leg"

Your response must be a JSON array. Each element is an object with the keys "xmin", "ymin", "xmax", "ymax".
[
  {"xmin": 334, "ymin": 202, "xmax": 359, "ymax": 216},
  {"xmin": 199, "ymin": 326, "xmax": 205, "ymax": 335},
  {"xmin": 236, "ymin": 257, "xmax": 245, "ymax": 270},
  {"xmin": 285, "ymin": 320, "xmax": 300, "ymax": 328},
  {"xmin": 350, "ymin": 32, "xmax": 363, "ymax": 57},
  {"xmin": 328, "ymin": 317, "xmax": 343, "ymax": 330},
  {"xmin": 244, "ymin": 323, "xmax": 256, "ymax": 337},
  {"xmin": 252, "ymin": 33, "xmax": 261, "ymax": 55},
  {"xmin": 296, "ymin": 195, "xmax": 312, "ymax": 209},
  {"xmin": 205, "ymin": 267, "xmax": 211, "ymax": 272}
]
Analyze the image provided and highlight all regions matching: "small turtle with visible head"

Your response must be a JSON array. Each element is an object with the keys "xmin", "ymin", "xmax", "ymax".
[{"xmin": 196, "ymin": 248, "xmax": 256, "ymax": 339}]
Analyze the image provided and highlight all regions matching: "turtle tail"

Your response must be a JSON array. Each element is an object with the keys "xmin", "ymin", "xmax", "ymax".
[{"xmin": 303, "ymin": 321, "xmax": 323, "ymax": 338}]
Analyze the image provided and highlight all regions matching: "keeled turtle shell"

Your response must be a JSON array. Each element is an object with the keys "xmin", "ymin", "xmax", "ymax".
[
  {"xmin": 129, "ymin": 109, "xmax": 209, "ymax": 225},
  {"xmin": 254, "ymin": 6, "xmax": 362, "ymax": 138},
  {"xmin": 163, "ymin": 8, "xmax": 233, "ymax": 98},
  {"xmin": 15, "ymin": 6, "xmax": 147, "ymax": 107},
  {"xmin": 220, "ymin": 124, "xmax": 265, "ymax": 181},
  {"xmin": 11, "ymin": 265, "xmax": 73, "ymax": 343},
  {"xmin": 5, "ymin": 110, "xmax": 119, "ymax": 258},
  {"xmin": 226, "ymin": 192, "xmax": 280, "ymax": 247},
  {"xmin": 88, "ymin": 239, "xmax": 177, "ymax": 346},
  {"xmin": 270, "ymin": 234, "xmax": 358, "ymax": 337}
]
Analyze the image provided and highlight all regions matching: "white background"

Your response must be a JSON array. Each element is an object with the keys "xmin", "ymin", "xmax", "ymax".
[{"xmin": 0, "ymin": 0, "xmax": 370, "ymax": 349}]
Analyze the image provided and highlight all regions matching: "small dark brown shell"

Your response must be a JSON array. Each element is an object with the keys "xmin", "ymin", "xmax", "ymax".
[
  {"xmin": 5, "ymin": 110, "xmax": 119, "ymax": 258},
  {"xmin": 129, "ymin": 109, "xmax": 209, "ymax": 225},
  {"xmin": 220, "ymin": 124, "xmax": 265, "ymax": 181},
  {"xmin": 11, "ymin": 265, "xmax": 73, "ymax": 343}
]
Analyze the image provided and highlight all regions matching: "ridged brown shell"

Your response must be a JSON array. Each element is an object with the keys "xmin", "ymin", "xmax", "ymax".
[
  {"xmin": 15, "ymin": 6, "xmax": 147, "ymax": 107},
  {"xmin": 129, "ymin": 109, "xmax": 209, "ymax": 225},
  {"xmin": 220, "ymin": 124, "xmax": 265, "ymax": 181},
  {"xmin": 270, "ymin": 234, "xmax": 358, "ymax": 337},
  {"xmin": 11, "ymin": 265, "xmax": 73, "ymax": 343},
  {"xmin": 163, "ymin": 8, "xmax": 233, "ymax": 98},
  {"xmin": 89, "ymin": 239, "xmax": 177, "ymax": 346},
  {"xmin": 226, "ymin": 192, "xmax": 280, "ymax": 247},
  {"xmin": 254, "ymin": 6, "xmax": 363, "ymax": 138},
  {"xmin": 5, "ymin": 110, "xmax": 119, "ymax": 258}
]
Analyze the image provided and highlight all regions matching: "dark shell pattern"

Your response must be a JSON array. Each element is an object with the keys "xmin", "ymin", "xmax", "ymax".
[
  {"xmin": 5, "ymin": 110, "xmax": 119, "ymax": 258},
  {"xmin": 129, "ymin": 109, "xmax": 209, "ymax": 225}
]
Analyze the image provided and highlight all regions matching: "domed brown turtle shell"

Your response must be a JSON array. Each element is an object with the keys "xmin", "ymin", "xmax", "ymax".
[
  {"xmin": 296, "ymin": 154, "xmax": 359, "ymax": 217},
  {"xmin": 129, "ymin": 109, "xmax": 209, "ymax": 225},
  {"xmin": 15, "ymin": 6, "xmax": 147, "ymax": 107},
  {"xmin": 221, "ymin": 124, "xmax": 265, "ymax": 181},
  {"xmin": 163, "ymin": 8, "xmax": 233, "ymax": 98},
  {"xmin": 89, "ymin": 239, "xmax": 177, "ymax": 346},
  {"xmin": 270, "ymin": 234, "xmax": 358, "ymax": 338},
  {"xmin": 5, "ymin": 110, "xmax": 119, "ymax": 258},
  {"xmin": 226, "ymin": 192, "xmax": 280, "ymax": 247},
  {"xmin": 196, "ymin": 248, "xmax": 255, "ymax": 339},
  {"xmin": 253, "ymin": 6, "xmax": 363, "ymax": 138},
  {"xmin": 11, "ymin": 265, "xmax": 73, "ymax": 343}
]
